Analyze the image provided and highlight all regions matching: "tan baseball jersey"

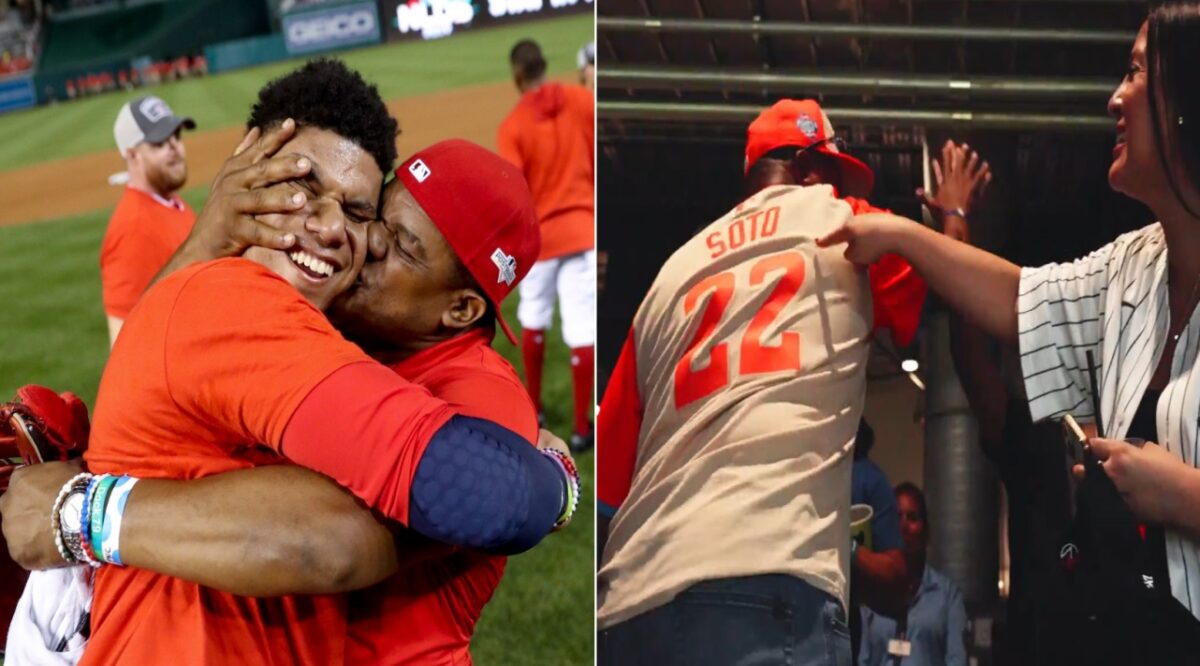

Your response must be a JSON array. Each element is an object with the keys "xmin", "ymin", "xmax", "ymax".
[{"xmin": 597, "ymin": 184, "xmax": 925, "ymax": 628}]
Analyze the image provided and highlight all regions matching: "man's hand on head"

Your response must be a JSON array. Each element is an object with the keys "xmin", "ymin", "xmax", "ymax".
[
  {"xmin": 0, "ymin": 460, "xmax": 84, "ymax": 570},
  {"xmin": 200, "ymin": 118, "xmax": 314, "ymax": 255},
  {"xmin": 156, "ymin": 119, "xmax": 314, "ymax": 282}
]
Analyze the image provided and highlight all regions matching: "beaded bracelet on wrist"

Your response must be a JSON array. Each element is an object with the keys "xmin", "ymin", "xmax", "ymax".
[
  {"xmin": 74, "ymin": 475, "xmax": 104, "ymax": 568},
  {"xmin": 541, "ymin": 449, "xmax": 581, "ymax": 529}
]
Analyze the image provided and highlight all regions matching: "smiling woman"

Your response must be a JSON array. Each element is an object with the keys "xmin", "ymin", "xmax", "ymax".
[{"xmin": 806, "ymin": 1, "xmax": 1200, "ymax": 663}]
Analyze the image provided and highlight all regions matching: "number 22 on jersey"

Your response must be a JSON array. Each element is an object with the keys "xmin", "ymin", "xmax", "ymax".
[{"xmin": 673, "ymin": 250, "xmax": 806, "ymax": 409}]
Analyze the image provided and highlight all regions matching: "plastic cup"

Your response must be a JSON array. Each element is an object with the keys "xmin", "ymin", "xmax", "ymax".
[{"xmin": 851, "ymin": 503, "xmax": 874, "ymax": 551}]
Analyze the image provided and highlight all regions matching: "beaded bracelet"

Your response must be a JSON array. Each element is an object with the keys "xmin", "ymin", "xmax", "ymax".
[
  {"xmin": 74, "ymin": 476, "xmax": 98, "ymax": 567},
  {"xmin": 540, "ymin": 449, "xmax": 580, "ymax": 529},
  {"xmin": 74, "ymin": 475, "xmax": 104, "ymax": 568},
  {"xmin": 50, "ymin": 473, "xmax": 92, "ymax": 564}
]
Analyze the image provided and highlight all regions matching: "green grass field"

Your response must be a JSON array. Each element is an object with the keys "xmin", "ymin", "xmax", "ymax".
[
  {"xmin": 0, "ymin": 13, "xmax": 594, "ymax": 665},
  {"xmin": 0, "ymin": 12, "xmax": 592, "ymax": 172}
]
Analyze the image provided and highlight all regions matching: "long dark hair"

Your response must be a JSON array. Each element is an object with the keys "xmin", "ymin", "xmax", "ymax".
[{"xmin": 1146, "ymin": 1, "xmax": 1200, "ymax": 218}]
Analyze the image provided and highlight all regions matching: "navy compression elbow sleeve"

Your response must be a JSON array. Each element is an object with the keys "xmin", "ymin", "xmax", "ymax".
[{"xmin": 408, "ymin": 415, "xmax": 564, "ymax": 555}]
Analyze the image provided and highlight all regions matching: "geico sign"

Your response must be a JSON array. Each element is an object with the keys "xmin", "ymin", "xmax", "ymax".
[
  {"xmin": 396, "ymin": 0, "xmax": 474, "ymax": 36},
  {"xmin": 289, "ymin": 9, "xmax": 376, "ymax": 45}
]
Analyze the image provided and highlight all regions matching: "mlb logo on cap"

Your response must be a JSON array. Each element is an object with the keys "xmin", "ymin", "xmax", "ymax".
[
  {"xmin": 409, "ymin": 159, "xmax": 431, "ymax": 183},
  {"xmin": 796, "ymin": 113, "xmax": 820, "ymax": 140}
]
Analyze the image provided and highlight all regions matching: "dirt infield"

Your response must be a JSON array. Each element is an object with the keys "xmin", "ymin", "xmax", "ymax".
[{"xmin": 0, "ymin": 79, "xmax": 529, "ymax": 227}]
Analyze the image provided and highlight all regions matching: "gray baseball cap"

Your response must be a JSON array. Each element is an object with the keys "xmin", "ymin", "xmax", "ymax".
[
  {"xmin": 577, "ymin": 41, "xmax": 595, "ymax": 69},
  {"xmin": 113, "ymin": 95, "xmax": 196, "ymax": 154}
]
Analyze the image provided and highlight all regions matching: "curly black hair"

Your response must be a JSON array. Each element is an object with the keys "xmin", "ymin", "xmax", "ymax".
[{"xmin": 247, "ymin": 58, "xmax": 398, "ymax": 175}]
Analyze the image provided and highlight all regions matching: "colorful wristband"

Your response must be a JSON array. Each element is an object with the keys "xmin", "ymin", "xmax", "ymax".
[
  {"xmin": 75, "ymin": 475, "xmax": 102, "ymax": 568},
  {"xmin": 99, "ymin": 476, "xmax": 138, "ymax": 566},
  {"xmin": 88, "ymin": 475, "xmax": 119, "ymax": 562}
]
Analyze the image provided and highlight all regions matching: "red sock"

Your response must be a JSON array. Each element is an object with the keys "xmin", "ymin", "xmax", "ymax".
[
  {"xmin": 521, "ymin": 329, "xmax": 546, "ymax": 412},
  {"xmin": 570, "ymin": 345, "xmax": 594, "ymax": 436}
]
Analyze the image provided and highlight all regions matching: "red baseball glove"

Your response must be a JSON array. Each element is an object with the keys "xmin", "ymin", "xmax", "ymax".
[{"xmin": 0, "ymin": 386, "xmax": 90, "ymax": 489}]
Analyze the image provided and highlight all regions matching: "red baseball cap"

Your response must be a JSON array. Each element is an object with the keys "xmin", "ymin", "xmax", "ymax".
[
  {"xmin": 395, "ymin": 139, "xmax": 540, "ymax": 345},
  {"xmin": 744, "ymin": 99, "xmax": 875, "ymax": 198}
]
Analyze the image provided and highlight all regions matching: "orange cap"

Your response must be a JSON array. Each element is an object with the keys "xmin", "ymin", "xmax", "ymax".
[{"xmin": 745, "ymin": 99, "xmax": 875, "ymax": 198}]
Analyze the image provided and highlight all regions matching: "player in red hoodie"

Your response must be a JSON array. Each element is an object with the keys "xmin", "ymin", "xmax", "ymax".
[{"xmin": 497, "ymin": 39, "xmax": 596, "ymax": 453}]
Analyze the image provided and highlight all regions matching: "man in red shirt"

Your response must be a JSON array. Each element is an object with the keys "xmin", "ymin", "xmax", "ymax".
[
  {"xmin": 101, "ymin": 95, "xmax": 197, "ymax": 345},
  {"xmin": 1, "ymin": 62, "xmax": 573, "ymax": 666},
  {"xmin": 498, "ymin": 39, "xmax": 596, "ymax": 452}
]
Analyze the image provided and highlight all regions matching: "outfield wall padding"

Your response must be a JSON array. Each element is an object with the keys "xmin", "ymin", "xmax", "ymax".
[
  {"xmin": 204, "ymin": 33, "xmax": 288, "ymax": 75},
  {"xmin": 35, "ymin": 0, "xmax": 270, "ymax": 100}
]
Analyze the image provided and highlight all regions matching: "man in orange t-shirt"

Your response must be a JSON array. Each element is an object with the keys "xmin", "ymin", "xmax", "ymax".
[
  {"xmin": 100, "ymin": 95, "xmax": 197, "ymax": 345},
  {"xmin": 498, "ymin": 39, "xmax": 596, "ymax": 453}
]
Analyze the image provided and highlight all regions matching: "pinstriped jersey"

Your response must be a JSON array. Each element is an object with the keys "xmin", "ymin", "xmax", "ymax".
[
  {"xmin": 597, "ymin": 184, "xmax": 925, "ymax": 627},
  {"xmin": 1018, "ymin": 222, "xmax": 1200, "ymax": 621}
]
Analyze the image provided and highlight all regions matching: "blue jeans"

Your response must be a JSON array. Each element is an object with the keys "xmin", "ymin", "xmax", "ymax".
[{"xmin": 599, "ymin": 574, "xmax": 852, "ymax": 666}]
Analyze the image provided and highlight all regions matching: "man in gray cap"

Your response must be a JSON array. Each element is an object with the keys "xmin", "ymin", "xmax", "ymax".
[{"xmin": 100, "ymin": 95, "xmax": 196, "ymax": 345}]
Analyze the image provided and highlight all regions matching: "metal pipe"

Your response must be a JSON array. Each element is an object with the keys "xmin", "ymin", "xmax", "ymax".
[
  {"xmin": 598, "ymin": 101, "xmax": 1113, "ymax": 131},
  {"xmin": 599, "ymin": 67, "xmax": 1115, "ymax": 99},
  {"xmin": 922, "ymin": 311, "xmax": 1000, "ymax": 609},
  {"xmin": 599, "ymin": 17, "xmax": 1134, "ymax": 45}
]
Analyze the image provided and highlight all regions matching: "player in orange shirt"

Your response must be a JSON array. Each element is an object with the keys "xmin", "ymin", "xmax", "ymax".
[
  {"xmin": 100, "ymin": 95, "xmax": 197, "ymax": 345},
  {"xmin": 498, "ymin": 39, "xmax": 596, "ymax": 452},
  {"xmin": 0, "ymin": 61, "xmax": 577, "ymax": 666}
]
